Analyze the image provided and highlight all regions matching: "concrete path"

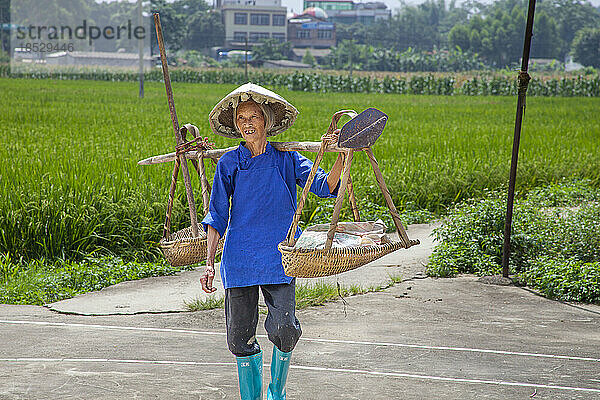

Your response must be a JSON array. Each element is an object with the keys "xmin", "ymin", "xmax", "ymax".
[
  {"xmin": 47, "ymin": 223, "xmax": 438, "ymax": 315},
  {"xmin": 1, "ymin": 276, "xmax": 599, "ymax": 399},
  {"xmin": 3, "ymin": 221, "xmax": 600, "ymax": 399}
]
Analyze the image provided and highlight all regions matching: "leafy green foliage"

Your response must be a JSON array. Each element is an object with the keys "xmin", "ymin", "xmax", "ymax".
[
  {"xmin": 521, "ymin": 258, "xmax": 600, "ymax": 303},
  {"xmin": 447, "ymin": 0, "xmax": 599, "ymax": 66},
  {"xmin": 3, "ymin": 66, "xmax": 599, "ymax": 96},
  {"xmin": 572, "ymin": 28, "xmax": 600, "ymax": 68},
  {"xmin": 427, "ymin": 181, "xmax": 600, "ymax": 303},
  {"xmin": 251, "ymin": 39, "xmax": 292, "ymax": 63},
  {"xmin": 0, "ymin": 255, "xmax": 194, "ymax": 305},
  {"xmin": 539, "ymin": 0, "xmax": 600, "ymax": 59},
  {"xmin": 183, "ymin": 10, "xmax": 225, "ymax": 51},
  {"xmin": 333, "ymin": 0, "xmax": 599, "ymax": 67},
  {"xmin": 325, "ymin": 44, "xmax": 487, "ymax": 72},
  {"xmin": 150, "ymin": 0, "xmax": 224, "ymax": 52},
  {"xmin": 178, "ymin": 50, "xmax": 217, "ymax": 68},
  {"xmin": 302, "ymin": 50, "xmax": 317, "ymax": 68}
]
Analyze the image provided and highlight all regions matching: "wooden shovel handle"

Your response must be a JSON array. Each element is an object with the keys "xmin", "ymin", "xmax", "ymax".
[{"xmin": 347, "ymin": 175, "xmax": 360, "ymax": 222}]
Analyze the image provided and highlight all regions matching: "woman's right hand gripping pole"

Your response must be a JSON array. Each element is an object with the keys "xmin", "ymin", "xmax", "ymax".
[{"xmin": 201, "ymin": 225, "xmax": 220, "ymax": 293}]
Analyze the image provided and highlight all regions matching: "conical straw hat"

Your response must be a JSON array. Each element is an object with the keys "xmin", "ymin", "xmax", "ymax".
[{"xmin": 208, "ymin": 83, "xmax": 299, "ymax": 138}]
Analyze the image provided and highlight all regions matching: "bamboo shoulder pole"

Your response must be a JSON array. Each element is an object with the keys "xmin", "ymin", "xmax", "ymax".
[{"xmin": 138, "ymin": 141, "xmax": 347, "ymax": 166}]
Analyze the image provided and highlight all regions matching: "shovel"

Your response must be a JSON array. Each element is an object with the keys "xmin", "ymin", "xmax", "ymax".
[{"xmin": 338, "ymin": 107, "xmax": 388, "ymax": 149}]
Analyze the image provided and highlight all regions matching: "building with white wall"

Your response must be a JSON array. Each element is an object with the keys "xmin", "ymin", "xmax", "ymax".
[{"xmin": 220, "ymin": 0, "xmax": 287, "ymax": 48}]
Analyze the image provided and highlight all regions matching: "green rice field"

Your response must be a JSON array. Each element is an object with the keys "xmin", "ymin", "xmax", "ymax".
[{"xmin": 1, "ymin": 77, "xmax": 599, "ymax": 265}]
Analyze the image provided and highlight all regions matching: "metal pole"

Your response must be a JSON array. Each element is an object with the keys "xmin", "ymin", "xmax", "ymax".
[
  {"xmin": 138, "ymin": 0, "xmax": 144, "ymax": 99},
  {"xmin": 349, "ymin": 36, "xmax": 353, "ymax": 77},
  {"xmin": 244, "ymin": 35, "xmax": 248, "ymax": 82},
  {"xmin": 0, "ymin": 7, "xmax": 4, "ymax": 55},
  {"xmin": 501, "ymin": 0, "xmax": 536, "ymax": 278}
]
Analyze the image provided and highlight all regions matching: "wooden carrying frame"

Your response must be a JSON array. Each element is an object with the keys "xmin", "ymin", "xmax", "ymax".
[
  {"xmin": 159, "ymin": 124, "xmax": 223, "ymax": 267},
  {"xmin": 154, "ymin": 13, "xmax": 222, "ymax": 266},
  {"xmin": 278, "ymin": 110, "xmax": 420, "ymax": 278}
]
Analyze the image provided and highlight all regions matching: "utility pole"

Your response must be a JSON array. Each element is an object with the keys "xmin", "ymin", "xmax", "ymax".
[
  {"xmin": 244, "ymin": 35, "xmax": 248, "ymax": 82},
  {"xmin": 138, "ymin": 0, "xmax": 145, "ymax": 98},
  {"xmin": 348, "ymin": 34, "xmax": 353, "ymax": 78},
  {"xmin": 0, "ymin": 6, "xmax": 4, "ymax": 56},
  {"xmin": 501, "ymin": 0, "xmax": 536, "ymax": 277}
]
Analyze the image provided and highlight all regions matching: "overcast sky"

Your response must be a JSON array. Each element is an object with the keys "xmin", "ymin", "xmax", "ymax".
[{"xmin": 282, "ymin": 0, "xmax": 600, "ymax": 15}]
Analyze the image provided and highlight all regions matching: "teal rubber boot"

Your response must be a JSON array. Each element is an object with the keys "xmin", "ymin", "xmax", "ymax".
[
  {"xmin": 236, "ymin": 351, "xmax": 263, "ymax": 400},
  {"xmin": 267, "ymin": 347, "xmax": 292, "ymax": 400}
]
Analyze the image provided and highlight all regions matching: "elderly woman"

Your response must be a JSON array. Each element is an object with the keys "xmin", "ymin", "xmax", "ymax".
[{"xmin": 200, "ymin": 83, "xmax": 344, "ymax": 400}]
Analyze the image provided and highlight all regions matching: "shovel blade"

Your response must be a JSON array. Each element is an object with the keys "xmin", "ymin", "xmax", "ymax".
[{"xmin": 338, "ymin": 108, "xmax": 388, "ymax": 149}]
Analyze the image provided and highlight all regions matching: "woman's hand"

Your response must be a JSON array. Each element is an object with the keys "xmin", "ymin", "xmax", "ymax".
[
  {"xmin": 323, "ymin": 129, "xmax": 345, "ymax": 194},
  {"xmin": 321, "ymin": 128, "xmax": 341, "ymax": 148},
  {"xmin": 201, "ymin": 225, "xmax": 220, "ymax": 293},
  {"xmin": 200, "ymin": 264, "xmax": 217, "ymax": 293}
]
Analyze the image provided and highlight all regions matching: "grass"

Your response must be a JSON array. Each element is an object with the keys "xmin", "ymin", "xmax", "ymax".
[
  {"xmin": 0, "ymin": 78, "xmax": 598, "ymax": 304},
  {"xmin": 184, "ymin": 295, "xmax": 225, "ymax": 311},
  {"xmin": 1, "ymin": 78, "xmax": 598, "ymax": 264},
  {"xmin": 184, "ymin": 274, "xmax": 405, "ymax": 311}
]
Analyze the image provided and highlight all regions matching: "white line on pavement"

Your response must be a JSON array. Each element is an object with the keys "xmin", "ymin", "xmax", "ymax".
[
  {"xmin": 1, "ymin": 319, "xmax": 599, "ymax": 363},
  {"xmin": 1, "ymin": 357, "xmax": 599, "ymax": 394}
]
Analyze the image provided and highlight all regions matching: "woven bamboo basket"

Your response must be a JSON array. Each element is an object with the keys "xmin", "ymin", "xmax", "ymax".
[
  {"xmin": 159, "ymin": 124, "xmax": 223, "ymax": 267},
  {"xmin": 278, "ymin": 110, "xmax": 419, "ymax": 278},
  {"xmin": 160, "ymin": 227, "xmax": 224, "ymax": 267},
  {"xmin": 279, "ymin": 241, "xmax": 407, "ymax": 278}
]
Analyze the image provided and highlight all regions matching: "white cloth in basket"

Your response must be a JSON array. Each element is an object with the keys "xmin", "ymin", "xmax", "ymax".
[{"xmin": 295, "ymin": 220, "xmax": 390, "ymax": 249}]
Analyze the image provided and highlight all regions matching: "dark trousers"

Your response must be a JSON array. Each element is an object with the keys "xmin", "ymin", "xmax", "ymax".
[{"xmin": 225, "ymin": 280, "xmax": 301, "ymax": 357}]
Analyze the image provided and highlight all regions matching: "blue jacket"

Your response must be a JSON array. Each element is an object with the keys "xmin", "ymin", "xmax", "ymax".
[{"xmin": 202, "ymin": 142, "xmax": 338, "ymax": 288}]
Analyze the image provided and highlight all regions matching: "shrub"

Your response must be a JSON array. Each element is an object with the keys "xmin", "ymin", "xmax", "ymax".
[
  {"xmin": 427, "ymin": 180, "xmax": 600, "ymax": 303},
  {"xmin": 0, "ymin": 255, "xmax": 194, "ymax": 305}
]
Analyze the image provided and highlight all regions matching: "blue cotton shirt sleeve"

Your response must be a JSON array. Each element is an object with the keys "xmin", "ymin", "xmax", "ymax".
[
  {"xmin": 292, "ymin": 151, "xmax": 339, "ymax": 198},
  {"xmin": 201, "ymin": 152, "xmax": 235, "ymax": 237}
]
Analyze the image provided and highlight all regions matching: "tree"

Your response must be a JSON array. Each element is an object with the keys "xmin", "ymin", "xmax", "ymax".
[
  {"xmin": 184, "ymin": 10, "xmax": 224, "ymax": 50},
  {"xmin": 531, "ymin": 11, "xmax": 562, "ymax": 59},
  {"xmin": 572, "ymin": 27, "xmax": 600, "ymax": 68},
  {"xmin": 251, "ymin": 38, "xmax": 291, "ymax": 62},
  {"xmin": 335, "ymin": 23, "xmax": 369, "ymax": 45},
  {"xmin": 539, "ymin": 0, "xmax": 600, "ymax": 58},
  {"xmin": 469, "ymin": 30, "xmax": 482, "ymax": 51},
  {"xmin": 302, "ymin": 49, "xmax": 316, "ymax": 67},
  {"xmin": 150, "ymin": 0, "xmax": 186, "ymax": 51},
  {"xmin": 448, "ymin": 25, "xmax": 470, "ymax": 51}
]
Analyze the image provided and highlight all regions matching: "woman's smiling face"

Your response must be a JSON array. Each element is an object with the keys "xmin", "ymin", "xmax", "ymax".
[{"xmin": 236, "ymin": 101, "xmax": 266, "ymax": 145}]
